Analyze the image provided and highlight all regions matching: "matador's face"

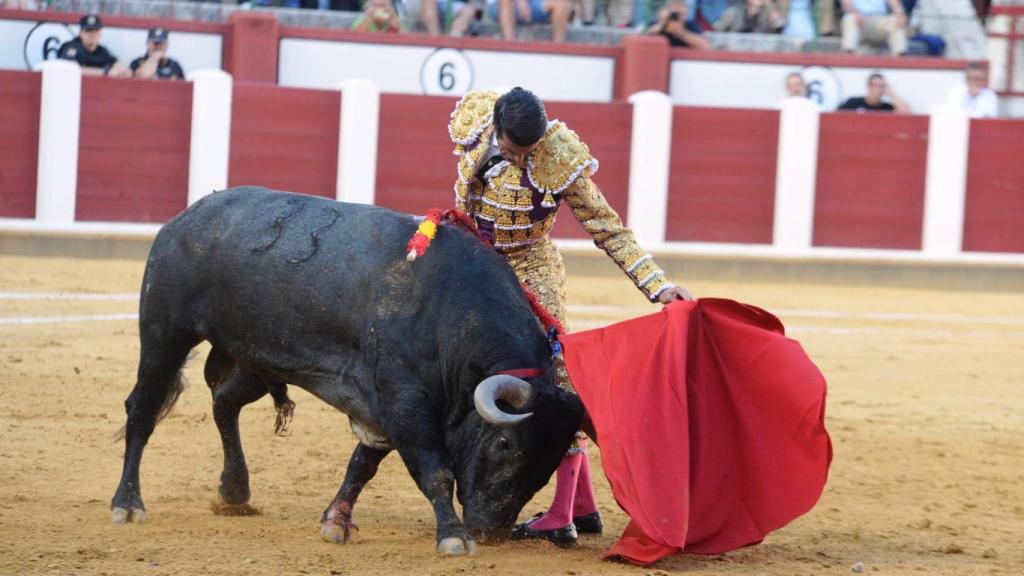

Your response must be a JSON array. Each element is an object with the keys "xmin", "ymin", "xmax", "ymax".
[{"xmin": 497, "ymin": 132, "xmax": 541, "ymax": 169}]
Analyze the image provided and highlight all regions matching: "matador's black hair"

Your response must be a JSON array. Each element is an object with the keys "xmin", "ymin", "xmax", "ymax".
[{"xmin": 493, "ymin": 87, "xmax": 548, "ymax": 147}]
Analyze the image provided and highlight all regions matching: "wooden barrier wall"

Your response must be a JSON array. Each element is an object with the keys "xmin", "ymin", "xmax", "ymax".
[
  {"xmin": 813, "ymin": 113, "xmax": 929, "ymax": 250},
  {"xmin": 0, "ymin": 70, "xmax": 40, "ymax": 218},
  {"xmin": 228, "ymin": 82, "xmax": 340, "ymax": 198},
  {"xmin": 963, "ymin": 119, "xmax": 1024, "ymax": 253},
  {"xmin": 666, "ymin": 107, "xmax": 779, "ymax": 244},
  {"xmin": 76, "ymin": 76, "xmax": 192, "ymax": 223}
]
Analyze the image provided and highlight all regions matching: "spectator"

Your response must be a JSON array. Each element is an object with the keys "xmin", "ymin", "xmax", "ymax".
[
  {"xmin": 604, "ymin": 0, "xmax": 633, "ymax": 26},
  {"xmin": 489, "ymin": 0, "xmax": 572, "ymax": 42},
  {"xmin": 58, "ymin": 15, "xmax": 131, "ymax": 78},
  {"xmin": 353, "ymin": 0, "xmax": 404, "ymax": 32},
  {"xmin": 685, "ymin": 0, "xmax": 731, "ymax": 29},
  {"xmin": 838, "ymin": 72, "xmax": 909, "ymax": 113},
  {"xmin": 647, "ymin": 1, "xmax": 711, "ymax": 50},
  {"xmin": 947, "ymin": 62, "xmax": 999, "ymax": 118},
  {"xmin": 840, "ymin": 0, "xmax": 907, "ymax": 56},
  {"xmin": 2, "ymin": 0, "xmax": 41, "ymax": 9},
  {"xmin": 405, "ymin": 0, "xmax": 481, "ymax": 35},
  {"xmin": 714, "ymin": 0, "xmax": 786, "ymax": 33},
  {"xmin": 130, "ymin": 28, "xmax": 185, "ymax": 81},
  {"xmin": 784, "ymin": 71, "xmax": 807, "ymax": 98}
]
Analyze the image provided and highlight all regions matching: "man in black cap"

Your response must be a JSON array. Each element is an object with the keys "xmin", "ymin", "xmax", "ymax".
[
  {"xmin": 131, "ymin": 27, "xmax": 185, "ymax": 80},
  {"xmin": 57, "ymin": 14, "xmax": 131, "ymax": 77}
]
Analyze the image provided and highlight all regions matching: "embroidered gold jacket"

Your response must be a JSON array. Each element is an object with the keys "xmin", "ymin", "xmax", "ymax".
[{"xmin": 449, "ymin": 90, "xmax": 672, "ymax": 301}]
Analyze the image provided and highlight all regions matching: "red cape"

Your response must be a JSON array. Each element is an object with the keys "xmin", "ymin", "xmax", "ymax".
[{"xmin": 561, "ymin": 299, "xmax": 832, "ymax": 565}]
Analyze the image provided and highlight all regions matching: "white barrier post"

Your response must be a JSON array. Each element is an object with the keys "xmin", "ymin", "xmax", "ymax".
[
  {"xmin": 773, "ymin": 98, "xmax": 820, "ymax": 251},
  {"xmin": 187, "ymin": 69, "xmax": 233, "ymax": 206},
  {"xmin": 35, "ymin": 60, "xmax": 82, "ymax": 225},
  {"xmin": 337, "ymin": 78, "xmax": 380, "ymax": 205},
  {"xmin": 626, "ymin": 91, "xmax": 673, "ymax": 246},
  {"xmin": 922, "ymin": 104, "xmax": 970, "ymax": 256}
]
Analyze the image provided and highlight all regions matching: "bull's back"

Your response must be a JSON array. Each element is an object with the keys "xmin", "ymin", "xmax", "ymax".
[{"xmin": 143, "ymin": 187, "xmax": 417, "ymax": 354}]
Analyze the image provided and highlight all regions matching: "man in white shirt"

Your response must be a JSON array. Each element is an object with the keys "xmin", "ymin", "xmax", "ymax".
[{"xmin": 947, "ymin": 62, "xmax": 999, "ymax": 118}]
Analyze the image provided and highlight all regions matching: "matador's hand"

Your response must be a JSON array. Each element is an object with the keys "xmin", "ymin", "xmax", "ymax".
[{"xmin": 658, "ymin": 285, "xmax": 694, "ymax": 303}]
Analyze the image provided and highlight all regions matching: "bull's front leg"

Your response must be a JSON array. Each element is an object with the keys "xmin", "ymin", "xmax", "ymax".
[
  {"xmin": 320, "ymin": 443, "xmax": 390, "ymax": 544},
  {"xmin": 396, "ymin": 444, "xmax": 477, "ymax": 556}
]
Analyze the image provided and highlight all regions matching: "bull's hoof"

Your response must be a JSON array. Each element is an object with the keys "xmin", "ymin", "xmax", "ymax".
[
  {"xmin": 320, "ymin": 520, "xmax": 358, "ymax": 544},
  {"xmin": 437, "ymin": 536, "xmax": 478, "ymax": 556},
  {"xmin": 111, "ymin": 507, "xmax": 146, "ymax": 524},
  {"xmin": 210, "ymin": 498, "xmax": 261, "ymax": 517}
]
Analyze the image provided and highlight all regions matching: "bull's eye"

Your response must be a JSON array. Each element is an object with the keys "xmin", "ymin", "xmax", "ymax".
[{"xmin": 496, "ymin": 436, "xmax": 510, "ymax": 451}]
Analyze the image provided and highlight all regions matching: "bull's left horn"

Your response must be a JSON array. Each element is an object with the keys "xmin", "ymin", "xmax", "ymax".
[{"xmin": 474, "ymin": 375, "xmax": 533, "ymax": 426}]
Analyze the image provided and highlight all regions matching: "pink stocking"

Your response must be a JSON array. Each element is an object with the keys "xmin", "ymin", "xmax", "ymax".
[
  {"xmin": 573, "ymin": 452, "xmax": 598, "ymax": 517},
  {"xmin": 527, "ymin": 452, "xmax": 582, "ymax": 530}
]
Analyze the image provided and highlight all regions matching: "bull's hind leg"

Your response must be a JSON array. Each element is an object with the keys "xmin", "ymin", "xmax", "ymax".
[
  {"xmin": 205, "ymin": 349, "xmax": 281, "ymax": 512},
  {"xmin": 320, "ymin": 444, "xmax": 390, "ymax": 544},
  {"xmin": 111, "ymin": 329, "xmax": 199, "ymax": 523}
]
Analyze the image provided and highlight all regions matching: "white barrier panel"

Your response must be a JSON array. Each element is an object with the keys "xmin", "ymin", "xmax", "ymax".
[
  {"xmin": 279, "ymin": 40, "xmax": 615, "ymax": 103},
  {"xmin": 187, "ymin": 69, "xmax": 233, "ymax": 206},
  {"xmin": 773, "ymin": 97, "xmax": 821, "ymax": 251},
  {"xmin": 337, "ymin": 78, "xmax": 380, "ymax": 205},
  {"xmin": 922, "ymin": 105, "xmax": 970, "ymax": 255},
  {"xmin": 0, "ymin": 19, "xmax": 222, "ymax": 75},
  {"xmin": 35, "ymin": 60, "xmax": 81, "ymax": 225},
  {"xmin": 669, "ymin": 60, "xmax": 963, "ymax": 114},
  {"xmin": 625, "ymin": 91, "xmax": 673, "ymax": 246}
]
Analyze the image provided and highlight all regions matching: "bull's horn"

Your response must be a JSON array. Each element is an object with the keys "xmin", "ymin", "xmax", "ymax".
[{"xmin": 474, "ymin": 375, "xmax": 533, "ymax": 426}]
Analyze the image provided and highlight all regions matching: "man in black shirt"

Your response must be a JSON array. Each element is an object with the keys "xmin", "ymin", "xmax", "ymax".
[
  {"xmin": 130, "ymin": 28, "xmax": 185, "ymax": 80},
  {"xmin": 57, "ymin": 14, "xmax": 131, "ymax": 78},
  {"xmin": 646, "ymin": 0, "xmax": 711, "ymax": 50},
  {"xmin": 838, "ymin": 72, "xmax": 910, "ymax": 113}
]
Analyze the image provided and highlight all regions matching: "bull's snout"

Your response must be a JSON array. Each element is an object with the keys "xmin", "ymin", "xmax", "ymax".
[{"xmin": 466, "ymin": 525, "xmax": 513, "ymax": 545}]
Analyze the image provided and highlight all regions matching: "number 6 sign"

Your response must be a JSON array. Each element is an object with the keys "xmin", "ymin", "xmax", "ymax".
[{"xmin": 420, "ymin": 47, "xmax": 473, "ymax": 95}]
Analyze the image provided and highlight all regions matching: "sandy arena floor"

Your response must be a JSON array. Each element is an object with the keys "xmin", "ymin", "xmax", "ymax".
[{"xmin": 0, "ymin": 254, "xmax": 1022, "ymax": 576}]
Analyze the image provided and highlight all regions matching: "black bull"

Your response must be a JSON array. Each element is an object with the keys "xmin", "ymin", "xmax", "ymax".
[{"xmin": 110, "ymin": 187, "xmax": 583, "ymax": 554}]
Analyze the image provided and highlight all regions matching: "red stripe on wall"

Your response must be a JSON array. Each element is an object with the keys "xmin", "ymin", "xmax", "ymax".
[
  {"xmin": 813, "ymin": 112, "xmax": 928, "ymax": 249},
  {"xmin": 666, "ymin": 106, "xmax": 779, "ymax": 244},
  {"xmin": 374, "ymin": 94, "xmax": 460, "ymax": 215},
  {"xmin": 963, "ymin": 118, "xmax": 1024, "ymax": 253},
  {"xmin": 0, "ymin": 70, "xmax": 40, "ymax": 218},
  {"xmin": 545, "ymin": 101, "xmax": 633, "ymax": 240},
  {"xmin": 229, "ymin": 82, "xmax": 340, "ymax": 198},
  {"xmin": 76, "ymin": 77, "xmax": 192, "ymax": 223}
]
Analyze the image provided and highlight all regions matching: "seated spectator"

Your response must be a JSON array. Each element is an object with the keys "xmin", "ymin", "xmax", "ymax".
[
  {"xmin": 686, "ymin": 0, "xmax": 731, "ymax": 29},
  {"xmin": 947, "ymin": 62, "xmax": 999, "ymax": 118},
  {"xmin": 353, "ymin": 0, "xmax": 404, "ymax": 32},
  {"xmin": 840, "ymin": 0, "xmax": 907, "ymax": 56},
  {"xmin": 2, "ymin": 0, "xmax": 41, "ymax": 9},
  {"xmin": 838, "ymin": 73, "xmax": 909, "ymax": 113},
  {"xmin": 489, "ymin": 0, "xmax": 572, "ymax": 42},
  {"xmin": 130, "ymin": 28, "xmax": 185, "ymax": 81},
  {"xmin": 647, "ymin": 1, "xmax": 711, "ymax": 50},
  {"xmin": 405, "ymin": 0, "xmax": 481, "ymax": 36},
  {"xmin": 714, "ymin": 0, "xmax": 786, "ymax": 33},
  {"xmin": 58, "ymin": 15, "xmax": 131, "ymax": 78},
  {"xmin": 784, "ymin": 71, "xmax": 807, "ymax": 98}
]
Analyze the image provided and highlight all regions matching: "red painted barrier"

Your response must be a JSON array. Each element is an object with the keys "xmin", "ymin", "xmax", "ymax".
[
  {"xmin": 228, "ymin": 82, "xmax": 340, "ymax": 199},
  {"xmin": 374, "ymin": 94, "xmax": 460, "ymax": 215},
  {"xmin": 666, "ymin": 107, "xmax": 779, "ymax": 244},
  {"xmin": 545, "ymin": 101, "xmax": 633, "ymax": 240},
  {"xmin": 813, "ymin": 112, "xmax": 928, "ymax": 249},
  {"xmin": 963, "ymin": 118, "xmax": 1024, "ymax": 253},
  {"xmin": 0, "ymin": 70, "xmax": 40, "ymax": 218},
  {"xmin": 76, "ymin": 77, "xmax": 192, "ymax": 223}
]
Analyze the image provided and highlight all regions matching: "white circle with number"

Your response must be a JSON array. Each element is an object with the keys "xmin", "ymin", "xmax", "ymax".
[
  {"xmin": 23, "ymin": 22, "xmax": 75, "ymax": 71},
  {"xmin": 420, "ymin": 48, "xmax": 473, "ymax": 96},
  {"xmin": 801, "ymin": 66, "xmax": 842, "ymax": 111}
]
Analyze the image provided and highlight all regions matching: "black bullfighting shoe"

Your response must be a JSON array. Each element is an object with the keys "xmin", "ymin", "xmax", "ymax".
[
  {"xmin": 572, "ymin": 511, "xmax": 603, "ymax": 535},
  {"xmin": 511, "ymin": 516, "xmax": 578, "ymax": 548}
]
